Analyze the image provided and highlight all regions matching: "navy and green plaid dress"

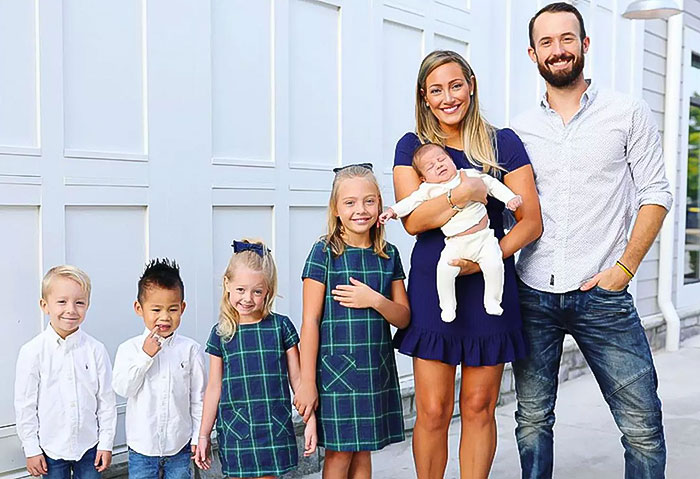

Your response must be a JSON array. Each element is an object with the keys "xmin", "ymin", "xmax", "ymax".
[
  {"xmin": 302, "ymin": 239, "xmax": 406, "ymax": 451},
  {"xmin": 206, "ymin": 313, "xmax": 299, "ymax": 477}
]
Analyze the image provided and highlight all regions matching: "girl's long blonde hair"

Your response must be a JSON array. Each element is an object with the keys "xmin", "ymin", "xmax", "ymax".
[
  {"xmin": 415, "ymin": 50, "xmax": 501, "ymax": 174},
  {"xmin": 218, "ymin": 239, "xmax": 277, "ymax": 342},
  {"xmin": 325, "ymin": 165, "xmax": 388, "ymax": 259}
]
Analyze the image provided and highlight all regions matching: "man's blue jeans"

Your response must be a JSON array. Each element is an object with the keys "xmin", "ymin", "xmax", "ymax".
[
  {"xmin": 44, "ymin": 445, "xmax": 101, "ymax": 479},
  {"xmin": 128, "ymin": 443, "xmax": 192, "ymax": 479},
  {"xmin": 512, "ymin": 281, "xmax": 666, "ymax": 479}
]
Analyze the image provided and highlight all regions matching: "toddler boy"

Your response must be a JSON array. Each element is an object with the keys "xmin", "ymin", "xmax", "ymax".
[
  {"xmin": 380, "ymin": 143, "xmax": 522, "ymax": 320},
  {"xmin": 15, "ymin": 265, "xmax": 117, "ymax": 478},
  {"xmin": 112, "ymin": 259, "xmax": 206, "ymax": 479}
]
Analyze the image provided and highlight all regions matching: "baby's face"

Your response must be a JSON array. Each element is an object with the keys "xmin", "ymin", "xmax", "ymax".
[{"xmin": 417, "ymin": 147, "xmax": 458, "ymax": 183}]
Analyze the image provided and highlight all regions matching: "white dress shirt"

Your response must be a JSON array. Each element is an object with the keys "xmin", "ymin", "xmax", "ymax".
[
  {"xmin": 14, "ymin": 325, "xmax": 117, "ymax": 460},
  {"xmin": 390, "ymin": 169, "xmax": 517, "ymax": 237},
  {"xmin": 512, "ymin": 81, "xmax": 673, "ymax": 293},
  {"xmin": 112, "ymin": 329, "xmax": 206, "ymax": 457}
]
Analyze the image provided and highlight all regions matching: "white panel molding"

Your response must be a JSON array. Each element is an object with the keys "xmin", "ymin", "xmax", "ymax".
[
  {"xmin": 0, "ymin": 146, "xmax": 41, "ymax": 157},
  {"xmin": 383, "ymin": 1, "xmax": 426, "ymax": 19},
  {"xmin": 288, "ymin": 162, "xmax": 335, "ymax": 171},
  {"xmin": 211, "ymin": 184, "xmax": 276, "ymax": 191},
  {"xmin": 63, "ymin": 176, "xmax": 148, "ymax": 188},
  {"xmin": 211, "ymin": 157, "xmax": 276, "ymax": 168},
  {"xmin": 288, "ymin": 184, "xmax": 333, "ymax": 192},
  {"xmin": 63, "ymin": 149, "xmax": 148, "ymax": 162},
  {"xmin": 0, "ymin": 174, "xmax": 42, "ymax": 186}
]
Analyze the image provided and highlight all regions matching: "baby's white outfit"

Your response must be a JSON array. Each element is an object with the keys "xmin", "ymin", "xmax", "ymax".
[{"xmin": 389, "ymin": 169, "xmax": 517, "ymax": 321}]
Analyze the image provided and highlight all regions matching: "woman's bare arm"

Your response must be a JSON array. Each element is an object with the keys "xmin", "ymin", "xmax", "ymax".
[{"xmin": 450, "ymin": 165, "xmax": 542, "ymax": 275}]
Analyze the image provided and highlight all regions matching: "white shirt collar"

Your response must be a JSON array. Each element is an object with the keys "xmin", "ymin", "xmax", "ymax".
[
  {"xmin": 540, "ymin": 79, "xmax": 597, "ymax": 111},
  {"xmin": 44, "ymin": 323, "xmax": 84, "ymax": 351}
]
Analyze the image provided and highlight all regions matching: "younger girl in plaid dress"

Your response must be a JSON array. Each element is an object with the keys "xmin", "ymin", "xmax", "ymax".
[
  {"xmin": 194, "ymin": 239, "xmax": 317, "ymax": 479},
  {"xmin": 294, "ymin": 164, "xmax": 411, "ymax": 479}
]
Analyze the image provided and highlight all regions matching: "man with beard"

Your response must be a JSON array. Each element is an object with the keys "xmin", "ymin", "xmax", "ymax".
[{"xmin": 510, "ymin": 3, "xmax": 671, "ymax": 479}]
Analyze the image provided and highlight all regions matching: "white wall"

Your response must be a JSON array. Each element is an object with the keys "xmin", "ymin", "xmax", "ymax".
[{"xmin": 0, "ymin": 0, "xmax": 657, "ymax": 473}]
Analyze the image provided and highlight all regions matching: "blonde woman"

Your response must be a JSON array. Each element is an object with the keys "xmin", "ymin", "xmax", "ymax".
[{"xmin": 392, "ymin": 50, "xmax": 542, "ymax": 478}]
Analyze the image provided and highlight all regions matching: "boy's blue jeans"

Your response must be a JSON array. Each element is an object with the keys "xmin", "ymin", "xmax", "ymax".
[
  {"xmin": 128, "ymin": 443, "xmax": 192, "ymax": 479},
  {"xmin": 512, "ymin": 281, "xmax": 666, "ymax": 479},
  {"xmin": 44, "ymin": 445, "xmax": 100, "ymax": 479}
]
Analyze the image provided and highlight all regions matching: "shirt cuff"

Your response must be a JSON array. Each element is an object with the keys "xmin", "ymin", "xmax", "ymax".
[
  {"xmin": 136, "ymin": 348, "xmax": 156, "ymax": 367},
  {"xmin": 97, "ymin": 436, "xmax": 114, "ymax": 452},
  {"xmin": 639, "ymin": 192, "xmax": 673, "ymax": 211},
  {"xmin": 23, "ymin": 439, "xmax": 42, "ymax": 458}
]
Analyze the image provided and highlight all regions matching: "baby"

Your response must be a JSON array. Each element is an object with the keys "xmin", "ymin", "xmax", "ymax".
[{"xmin": 380, "ymin": 143, "xmax": 521, "ymax": 321}]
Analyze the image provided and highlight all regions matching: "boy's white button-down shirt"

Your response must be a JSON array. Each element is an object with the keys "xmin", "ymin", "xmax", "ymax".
[
  {"xmin": 14, "ymin": 326, "xmax": 117, "ymax": 460},
  {"xmin": 112, "ymin": 329, "xmax": 206, "ymax": 457}
]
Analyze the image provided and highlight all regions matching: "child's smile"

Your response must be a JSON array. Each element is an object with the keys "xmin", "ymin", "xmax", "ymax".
[
  {"xmin": 40, "ymin": 277, "xmax": 89, "ymax": 339},
  {"xmin": 335, "ymin": 177, "xmax": 380, "ymax": 246},
  {"xmin": 226, "ymin": 267, "xmax": 269, "ymax": 323}
]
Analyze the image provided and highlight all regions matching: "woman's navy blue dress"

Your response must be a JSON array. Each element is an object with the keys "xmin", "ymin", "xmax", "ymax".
[{"xmin": 393, "ymin": 129, "xmax": 530, "ymax": 366}]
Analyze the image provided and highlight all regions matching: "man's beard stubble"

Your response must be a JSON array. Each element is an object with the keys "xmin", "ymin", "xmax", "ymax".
[{"xmin": 537, "ymin": 48, "xmax": 585, "ymax": 88}]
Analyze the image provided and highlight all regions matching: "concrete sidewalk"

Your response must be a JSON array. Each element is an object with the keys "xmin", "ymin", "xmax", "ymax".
[{"xmin": 304, "ymin": 335, "xmax": 700, "ymax": 478}]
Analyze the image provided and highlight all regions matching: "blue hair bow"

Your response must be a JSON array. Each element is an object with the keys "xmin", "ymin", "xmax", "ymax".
[{"xmin": 231, "ymin": 240, "xmax": 269, "ymax": 257}]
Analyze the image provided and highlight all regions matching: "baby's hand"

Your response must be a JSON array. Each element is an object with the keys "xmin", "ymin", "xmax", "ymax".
[
  {"xmin": 142, "ymin": 326, "xmax": 162, "ymax": 357},
  {"xmin": 26, "ymin": 454, "xmax": 47, "ymax": 477},
  {"xmin": 303, "ymin": 414, "xmax": 318, "ymax": 457},
  {"xmin": 378, "ymin": 208, "xmax": 397, "ymax": 225},
  {"xmin": 506, "ymin": 195, "xmax": 523, "ymax": 211}
]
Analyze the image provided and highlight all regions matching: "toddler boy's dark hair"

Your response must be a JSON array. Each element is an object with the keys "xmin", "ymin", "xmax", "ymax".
[{"xmin": 137, "ymin": 258, "xmax": 185, "ymax": 303}]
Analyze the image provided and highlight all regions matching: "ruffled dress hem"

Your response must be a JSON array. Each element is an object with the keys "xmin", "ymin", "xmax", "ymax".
[{"xmin": 393, "ymin": 326, "xmax": 529, "ymax": 366}]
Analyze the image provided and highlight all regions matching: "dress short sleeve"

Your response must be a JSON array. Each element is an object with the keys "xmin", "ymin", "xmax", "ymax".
[
  {"xmin": 394, "ymin": 132, "xmax": 422, "ymax": 168},
  {"xmin": 278, "ymin": 314, "xmax": 300, "ymax": 350},
  {"xmin": 388, "ymin": 244, "xmax": 406, "ymax": 281},
  {"xmin": 496, "ymin": 128, "xmax": 531, "ymax": 173},
  {"xmin": 301, "ymin": 240, "xmax": 329, "ymax": 284},
  {"xmin": 205, "ymin": 324, "xmax": 223, "ymax": 357}
]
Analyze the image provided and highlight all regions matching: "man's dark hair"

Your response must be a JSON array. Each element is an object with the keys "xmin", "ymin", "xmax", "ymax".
[
  {"xmin": 528, "ymin": 2, "xmax": 587, "ymax": 48},
  {"xmin": 137, "ymin": 258, "xmax": 184, "ymax": 303}
]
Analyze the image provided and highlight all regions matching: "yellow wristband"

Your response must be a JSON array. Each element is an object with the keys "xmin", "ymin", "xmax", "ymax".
[{"xmin": 616, "ymin": 260, "xmax": 634, "ymax": 279}]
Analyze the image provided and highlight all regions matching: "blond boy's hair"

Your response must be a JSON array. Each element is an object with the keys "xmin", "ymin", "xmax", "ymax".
[{"xmin": 41, "ymin": 265, "xmax": 92, "ymax": 303}]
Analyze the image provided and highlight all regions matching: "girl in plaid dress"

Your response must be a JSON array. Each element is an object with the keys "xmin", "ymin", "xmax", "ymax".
[
  {"xmin": 294, "ymin": 165, "xmax": 411, "ymax": 479},
  {"xmin": 194, "ymin": 240, "xmax": 317, "ymax": 478}
]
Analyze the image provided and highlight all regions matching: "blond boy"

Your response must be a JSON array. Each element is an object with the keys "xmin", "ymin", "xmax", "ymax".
[{"xmin": 15, "ymin": 265, "xmax": 117, "ymax": 478}]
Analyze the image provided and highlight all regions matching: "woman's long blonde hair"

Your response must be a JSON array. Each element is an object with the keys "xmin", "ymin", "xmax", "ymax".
[
  {"xmin": 325, "ymin": 165, "xmax": 388, "ymax": 259},
  {"xmin": 415, "ymin": 50, "xmax": 501, "ymax": 174},
  {"xmin": 218, "ymin": 239, "xmax": 277, "ymax": 342}
]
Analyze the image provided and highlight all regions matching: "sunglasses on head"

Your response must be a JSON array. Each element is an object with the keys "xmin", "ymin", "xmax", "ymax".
[{"xmin": 332, "ymin": 163, "xmax": 374, "ymax": 174}]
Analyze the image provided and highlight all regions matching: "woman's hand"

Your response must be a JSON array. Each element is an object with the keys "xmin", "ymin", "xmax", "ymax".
[
  {"xmin": 294, "ymin": 382, "xmax": 318, "ymax": 422},
  {"xmin": 194, "ymin": 436, "xmax": 212, "ymax": 470},
  {"xmin": 451, "ymin": 171, "xmax": 487, "ymax": 206},
  {"xmin": 331, "ymin": 277, "xmax": 380, "ymax": 309},
  {"xmin": 449, "ymin": 258, "xmax": 481, "ymax": 276}
]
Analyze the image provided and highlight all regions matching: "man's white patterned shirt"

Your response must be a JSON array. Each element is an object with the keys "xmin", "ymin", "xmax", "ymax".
[{"xmin": 512, "ymin": 81, "xmax": 672, "ymax": 293}]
